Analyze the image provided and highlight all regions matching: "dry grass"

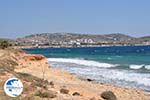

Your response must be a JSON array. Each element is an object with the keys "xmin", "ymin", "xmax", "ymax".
[
  {"xmin": 35, "ymin": 90, "xmax": 57, "ymax": 98},
  {"xmin": 16, "ymin": 72, "xmax": 50, "ymax": 89}
]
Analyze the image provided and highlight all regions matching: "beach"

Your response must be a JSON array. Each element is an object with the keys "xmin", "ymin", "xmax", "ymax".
[
  {"xmin": 0, "ymin": 48, "xmax": 149, "ymax": 100},
  {"xmin": 24, "ymin": 46, "xmax": 150, "ymax": 92}
]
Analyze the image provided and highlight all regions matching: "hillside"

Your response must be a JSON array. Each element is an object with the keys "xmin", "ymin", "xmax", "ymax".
[
  {"xmin": 0, "ymin": 33, "xmax": 148, "ymax": 48},
  {"xmin": 17, "ymin": 33, "xmax": 150, "ymax": 47},
  {"xmin": 138, "ymin": 36, "xmax": 150, "ymax": 42},
  {"xmin": 0, "ymin": 38, "xmax": 15, "ymax": 43}
]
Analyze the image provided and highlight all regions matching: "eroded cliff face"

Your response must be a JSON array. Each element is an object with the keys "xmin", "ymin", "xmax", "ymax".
[
  {"xmin": 0, "ymin": 49, "xmax": 150, "ymax": 100},
  {"xmin": 0, "ymin": 49, "xmax": 51, "ymax": 100}
]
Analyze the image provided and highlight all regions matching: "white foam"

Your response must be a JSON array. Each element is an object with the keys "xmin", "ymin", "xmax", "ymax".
[
  {"xmin": 129, "ymin": 64, "xmax": 144, "ymax": 69},
  {"xmin": 48, "ymin": 58, "xmax": 118, "ymax": 68},
  {"xmin": 145, "ymin": 65, "xmax": 150, "ymax": 70},
  {"xmin": 51, "ymin": 62, "xmax": 150, "ymax": 89},
  {"xmin": 49, "ymin": 61, "xmax": 150, "ymax": 91},
  {"xmin": 96, "ymin": 69, "xmax": 150, "ymax": 87}
]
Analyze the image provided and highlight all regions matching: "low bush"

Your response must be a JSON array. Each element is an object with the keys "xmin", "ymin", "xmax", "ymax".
[
  {"xmin": 0, "ymin": 40, "xmax": 11, "ymax": 49},
  {"xmin": 17, "ymin": 72, "xmax": 50, "ymax": 89}
]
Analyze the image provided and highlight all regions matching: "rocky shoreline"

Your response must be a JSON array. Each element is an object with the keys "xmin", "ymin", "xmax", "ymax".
[{"xmin": 0, "ymin": 48, "xmax": 150, "ymax": 100}]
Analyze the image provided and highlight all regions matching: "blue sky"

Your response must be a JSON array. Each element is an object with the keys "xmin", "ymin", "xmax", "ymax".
[{"xmin": 0, "ymin": 0, "xmax": 150, "ymax": 38}]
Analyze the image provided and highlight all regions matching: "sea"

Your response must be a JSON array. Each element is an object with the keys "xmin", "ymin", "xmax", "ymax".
[{"xmin": 23, "ymin": 46, "xmax": 150, "ymax": 92}]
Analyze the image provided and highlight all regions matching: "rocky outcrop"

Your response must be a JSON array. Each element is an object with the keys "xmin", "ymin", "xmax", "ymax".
[{"xmin": 23, "ymin": 55, "xmax": 45, "ymax": 61}]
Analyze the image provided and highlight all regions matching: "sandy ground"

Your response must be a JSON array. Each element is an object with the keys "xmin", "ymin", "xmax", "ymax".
[{"xmin": 0, "ymin": 49, "xmax": 150, "ymax": 100}]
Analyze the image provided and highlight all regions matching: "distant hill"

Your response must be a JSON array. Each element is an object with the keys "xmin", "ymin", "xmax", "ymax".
[
  {"xmin": 16, "ymin": 33, "xmax": 150, "ymax": 47},
  {"xmin": 0, "ymin": 38, "xmax": 14, "ymax": 41},
  {"xmin": 138, "ymin": 36, "xmax": 150, "ymax": 42}
]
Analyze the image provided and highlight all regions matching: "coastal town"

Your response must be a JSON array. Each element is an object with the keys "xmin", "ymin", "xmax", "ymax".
[{"xmin": 15, "ymin": 33, "xmax": 150, "ymax": 48}]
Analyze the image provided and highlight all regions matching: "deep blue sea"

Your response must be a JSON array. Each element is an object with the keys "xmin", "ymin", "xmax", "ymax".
[{"xmin": 23, "ymin": 46, "xmax": 150, "ymax": 91}]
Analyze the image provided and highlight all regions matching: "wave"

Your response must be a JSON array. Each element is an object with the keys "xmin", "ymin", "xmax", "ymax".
[
  {"xmin": 129, "ymin": 64, "xmax": 150, "ymax": 70},
  {"xmin": 94, "ymin": 69, "xmax": 150, "ymax": 89},
  {"xmin": 48, "ymin": 58, "xmax": 118, "ymax": 68},
  {"xmin": 48, "ymin": 58, "xmax": 150, "ymax": 91},
  {"xmin": 49, "ymin": 61, "xmax": 150, "ymax": 91},
  {"xmin": 129, "ymin": 64, "xmax": 144, "ymax": 69},
  {"xmin": 145, "ymin": 65, "xmax": 150, "ymax": 70}
]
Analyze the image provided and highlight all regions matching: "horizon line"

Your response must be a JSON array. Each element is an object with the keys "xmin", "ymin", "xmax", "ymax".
[{"xmin": 0, "ymin": 32, "xmax": 149, "ymax": 39}]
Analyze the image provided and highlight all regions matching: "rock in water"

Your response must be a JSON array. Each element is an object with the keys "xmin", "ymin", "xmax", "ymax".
[
  {"xmin": 87, "ymin": 78, "xmax": 93, "ymax": 82},
  {"xmin": 101, "ymin": 91, "xmax": 117, "ymax": 100}
]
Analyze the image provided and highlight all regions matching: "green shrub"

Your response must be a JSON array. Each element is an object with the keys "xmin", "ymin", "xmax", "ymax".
[{"xmin": 0, "ymin": 40, "xmax": 11, "ymax": 49}]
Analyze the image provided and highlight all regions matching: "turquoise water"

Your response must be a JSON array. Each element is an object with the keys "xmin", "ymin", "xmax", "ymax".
[{"xmin": 23, "ymin": 46, "xmax": 150, "ymax": 91}]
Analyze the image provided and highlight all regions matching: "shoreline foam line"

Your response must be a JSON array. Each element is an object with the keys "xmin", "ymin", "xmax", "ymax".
[
  {"xmin": 49, "ymin": 61, "xmax": 150, "ymax": 91},
  {"xmin": 48, "ymin": 58, "xmax": 118, "ymax": 68}
]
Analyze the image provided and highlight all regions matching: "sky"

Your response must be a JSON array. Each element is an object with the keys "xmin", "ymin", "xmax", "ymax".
[{"xmin": 0, "ymin": 0, "xmax": 150, "ymax": 39}]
